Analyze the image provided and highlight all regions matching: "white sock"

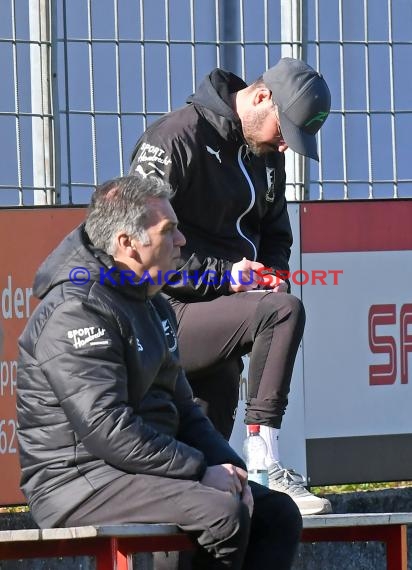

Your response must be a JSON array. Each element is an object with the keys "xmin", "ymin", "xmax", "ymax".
[{"xmin": 259, "ymin": 426, "xmax": 280, "ymax": 464}]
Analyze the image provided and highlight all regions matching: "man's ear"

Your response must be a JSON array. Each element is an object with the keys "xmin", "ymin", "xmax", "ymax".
[
  {"xmin": 116, "ymin": 232, "xmax": 137, "ymax": 258},
  {"xmin": 253, "ymin": 87, "xmax": 272, "ymax": 106}
]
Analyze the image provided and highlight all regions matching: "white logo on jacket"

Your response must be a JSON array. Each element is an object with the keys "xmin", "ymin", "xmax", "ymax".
[
  {"xmin": 206, "ymin": 145, "xmax": 222, "ymax": 163},
  {"xmin": 67, "ymin": 327, "xmax": 108, "ymax": 349},
  {"xmin": 135, "ymin": 165, "xmax": 154, "ymax": 178},
  {"xmin": 162, "ymin": 319, "xmax": 177, "ymax": 352},
  {"xmin": 136, "ymin": 143, "xmax": 172, "ymax": 173},
  {"xmin": 135, "ymin": 163, "xmax": 165, "ymax": 179}
]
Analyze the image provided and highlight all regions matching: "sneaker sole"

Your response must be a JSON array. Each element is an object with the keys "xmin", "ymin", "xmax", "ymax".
[{"xmin": 296, "ymin": 502, "xmax": 333, "ymax": 516}]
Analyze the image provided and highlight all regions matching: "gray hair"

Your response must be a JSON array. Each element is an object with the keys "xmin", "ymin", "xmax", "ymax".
[{"xmin": 85, "ymin": 175, "xmax": 173, "ymax": 255}]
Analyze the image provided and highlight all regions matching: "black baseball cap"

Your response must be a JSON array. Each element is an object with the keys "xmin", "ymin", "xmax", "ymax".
[{"xmin": 263, "ymin": 58, "xmax": 331, "ymax": 161}]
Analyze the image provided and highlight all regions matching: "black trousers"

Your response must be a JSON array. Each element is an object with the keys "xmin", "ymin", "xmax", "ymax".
[
  {"xmin": 170, "ymin": 291, "xmax": 305, "ymax": 439},
  {"xmin": 63, "ymin": 473, "xmax": 302, "ymax": 569}
]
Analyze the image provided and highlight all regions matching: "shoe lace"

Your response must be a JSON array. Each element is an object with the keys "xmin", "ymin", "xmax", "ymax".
[{"xmin": 270, "ymin": 462, "xmax": 308, "ymax": 494}]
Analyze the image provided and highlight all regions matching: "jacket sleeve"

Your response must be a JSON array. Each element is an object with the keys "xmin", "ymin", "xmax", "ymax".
[
  {"xmin": 130, "ymin": 127, "xmax": 235, "ymax": 300},
  {"xmin": 35, "ymin": 298, "xmax": 207, "ymax": 481},
  {"xmin": 163, "ymin": 253, "xmax": 234, "ymax": 300},
  {"xmin": 258, "ymin": 152, "xmax": 292, "ymax": 274}
]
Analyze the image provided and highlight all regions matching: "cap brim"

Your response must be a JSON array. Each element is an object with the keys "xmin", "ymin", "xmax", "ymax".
[{"xmin": 278, "ymin": 110, "xmax": 319, "ymax": 161}]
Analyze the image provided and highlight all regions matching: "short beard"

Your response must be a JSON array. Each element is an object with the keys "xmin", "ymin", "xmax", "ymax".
[{"xmin": 242, "ymin": 107, "xmax": 272, "ymax": 157}]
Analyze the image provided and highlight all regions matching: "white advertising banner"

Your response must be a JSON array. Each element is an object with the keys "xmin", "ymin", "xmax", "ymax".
[
  {"xmin": 300, "ymin": 200, "xmax": 412, "ymax": 484},
  {"xmin": 303, "ymin": 250, "xmax": 412, "ymax": 438}
]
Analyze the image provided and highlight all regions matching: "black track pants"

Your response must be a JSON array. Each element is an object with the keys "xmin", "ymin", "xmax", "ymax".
[
  {"xmin": 170, "ymin": 291, "xmax": 305, "ymax": 438},
  {"xmin": 63, "ymin": 474, "xmax": 302, "ymax": 569}
]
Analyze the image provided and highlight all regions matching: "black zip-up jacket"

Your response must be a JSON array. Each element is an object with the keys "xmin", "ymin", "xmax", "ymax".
[
  {"xmin": 16, "ymin": 225, "xmax": 244, "ymax": 528},
  {"xmin": 130, "ymin": 68, "xmax": 293, "ymax": 301}
]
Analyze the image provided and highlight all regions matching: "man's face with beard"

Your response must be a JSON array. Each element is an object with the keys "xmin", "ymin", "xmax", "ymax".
[{"xmin": 241, "ymin": 99, "xmax": 288, "ymax": 156}]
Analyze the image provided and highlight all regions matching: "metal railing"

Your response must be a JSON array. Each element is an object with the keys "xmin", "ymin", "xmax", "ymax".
[{"xmin": 0, "ymin": 0, "xmax": 411, "ymax": 206}]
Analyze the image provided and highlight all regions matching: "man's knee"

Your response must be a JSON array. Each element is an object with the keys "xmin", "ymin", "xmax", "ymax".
[
  {"xmin": 286, "ymin": 293, "xmax": 305, "ymax": 316},
  {"xmin": 253, "ymin": 293, "xmax": 305, "ymax": 333},
  {"xmin": 219, "ymin": 495, "xmax": 250, "ymax": 538},
  {"xmin": 269, "ymin": 292, "xmax": 305, "ymax": 320},
  {"xmin": 284, "ymin": 294, "xmax": 306, "ymax": 331},
  {"xmin": 204, "ymin": 494, "xmax": 250, "ymax": 547}
]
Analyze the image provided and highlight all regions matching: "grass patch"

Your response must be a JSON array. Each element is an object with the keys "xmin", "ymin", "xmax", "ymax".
[
  {"xmin": 312, "ymin": 481, "xmax": 412, "ymax": 495},
  {"xmin": 0, "ymin": 506, "xmax": 29, "ymax": 513}
]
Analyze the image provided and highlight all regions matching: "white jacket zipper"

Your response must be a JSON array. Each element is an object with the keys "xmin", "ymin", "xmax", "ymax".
[{"xmin": 235, "ymin": 145, "xmax": 257, "ymax": 261}]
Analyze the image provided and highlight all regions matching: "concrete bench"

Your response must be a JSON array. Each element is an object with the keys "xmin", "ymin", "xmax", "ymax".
[{"xmin": 0, "ymin": 513, "xmax": 411, "ymax": 569}]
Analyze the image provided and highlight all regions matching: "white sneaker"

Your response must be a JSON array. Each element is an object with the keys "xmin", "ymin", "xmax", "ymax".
[{"xmin": 268, "ymin": 461, "xmax": 332, "ymax": 515}]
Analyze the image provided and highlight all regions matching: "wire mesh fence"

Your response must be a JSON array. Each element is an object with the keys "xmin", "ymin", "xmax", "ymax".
[{"xmin": 0, "ymin": 0, "xmax": 411, "ymax": 206}]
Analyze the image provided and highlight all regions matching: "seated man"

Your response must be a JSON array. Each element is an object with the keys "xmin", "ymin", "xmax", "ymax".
[{"xmin": 16, "ymin": 176, "xmax": 301, "ymax": 569}]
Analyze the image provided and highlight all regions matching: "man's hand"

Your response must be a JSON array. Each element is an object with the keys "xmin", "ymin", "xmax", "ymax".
[
  {"xmin": 241, "ymin": 483, "xmax": 254, "ymax": 517},
  {"xmin": 201, "ymin": 464, "xmax": 243, "ymax": 495},
  {"xmin": 233, "ymin": 466, "xmax": 254, "ymax": 516},
  {"xmin": 260, "ymin": 275, "xmax": 288, "ymax": 293},
  {"xmin": 230, "ymin": 258, "xmax": 265, "ymax": 292},
  {"xmin": 230, "ymin": 259, "xmax": 289, "ymax": 293},
  {"xmin": 272, "ymin": 279, "xmax": 288, "ymax": 292},
  {"xmin": 201, "ymin": 465, "xmax": 254, "ymax": 516},
  {"xmin": 234, "ymin": 467, "xmax": 254, "ymax": 516}
]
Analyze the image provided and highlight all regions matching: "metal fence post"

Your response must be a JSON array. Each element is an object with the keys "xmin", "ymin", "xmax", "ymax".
[
  {"xmin": 29, "ymin": 0, "xmax": 56, "ymax": 205},
  {"xmin": 280, "ymin": 0, "xmax": 306, "ymax": 201}
]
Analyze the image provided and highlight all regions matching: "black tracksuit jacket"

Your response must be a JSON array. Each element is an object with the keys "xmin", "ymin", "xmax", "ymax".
[
  {"xmin": 130, "ymin": 68, "xmax": 293, "ymax": 301},
  {"xmin": 16, "ymin": 225, "xmax": 244, "ymax": 528}
]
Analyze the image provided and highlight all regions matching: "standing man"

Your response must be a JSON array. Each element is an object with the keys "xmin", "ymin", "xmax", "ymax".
[
  {"xmin": 16, "ymin": 176, "xmax": 301, "ymax": 569},
  {"xmin": 130, "ymin": 58, "xmax": 332, "ymax": 515}
]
